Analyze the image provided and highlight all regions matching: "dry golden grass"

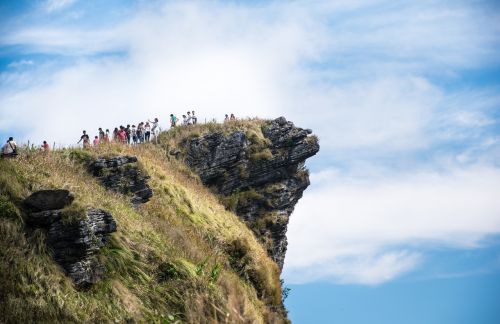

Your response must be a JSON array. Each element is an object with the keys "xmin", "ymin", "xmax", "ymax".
[{"xmin": 0, "ymin": 136, "xmax": 286, "ymax": 323}]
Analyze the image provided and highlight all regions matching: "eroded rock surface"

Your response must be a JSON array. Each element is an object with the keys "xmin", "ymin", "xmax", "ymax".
[
  {"xmin": 89, "ymin": 156, "xmax": 153, "ymax": 206},
  {"xmin": 185, "ymin": 117, "xmax": 319, "ymax": 269},
  {"xmin": 23, "ymin": 191, "xmax": 117, "ymax": 287},
  {"xmin": 48, "ymin": 208, "xmax": 117, "ymax": 287}
]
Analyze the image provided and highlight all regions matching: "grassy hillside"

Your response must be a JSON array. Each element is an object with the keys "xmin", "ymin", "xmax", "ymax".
[{"xmin": 0, "ymin": 133, "xmax": 287, "ymax": 323}]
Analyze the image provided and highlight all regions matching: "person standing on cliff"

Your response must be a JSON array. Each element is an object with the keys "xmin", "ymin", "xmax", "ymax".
[
  {"xmin": 77, "ymin": 130, "xmax": 90, "ymax": 148},
  {"xmin": 148, "ymin": 118, "xmax": 159, "ymax": 138},
  {"xmin": 224, "ymin": 114, "xmax": 229, "ymax": 122},
  {"xmin": 125, "ymin": 125, "xmax": 131, "ymax": 144},
  {"xmin": 191, "ymin": 110, "xmax": 197, "ymax": 124},
  {"xmin": 144, "ymin": 122, "xmax": 151, "ymax": 142},
  {"xmin": 131, "ymin": 125, "xmax": 138, "ymax": 145},
  {"xmin": 230, "ymin": 113, "xmax": 236, "ymax": 121},
  {"xmin": 117, "ymin": 126, "xmax": 127, "ymax": 144},
  {"xmin": 98, "ymin": 127, "xmax": 105, "ymax": 141},
  {"xmin": 104, "ymin": 129, "xmax": 110, "ymax": 143},
  {"xmin": 137, "ymin": 122, "xmax": 144, "ymax": 143},
  {"xmin": 170, "ymin": 114, "xmax": 177, "ymax": 128}
]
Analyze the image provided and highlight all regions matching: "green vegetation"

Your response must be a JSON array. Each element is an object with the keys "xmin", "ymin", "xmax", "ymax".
[
  {"xmin": 157, "ymin": 118, "xmax": 271, "ymax": 160},
  {"xmin": 0, "ymin": 140, "xmax": 286, "ymax": 323}
]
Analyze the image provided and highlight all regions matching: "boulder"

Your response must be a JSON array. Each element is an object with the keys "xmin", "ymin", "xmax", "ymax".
[{"xmin": 24, "ymin": 189, "xmax": 74, "ymax": 212}]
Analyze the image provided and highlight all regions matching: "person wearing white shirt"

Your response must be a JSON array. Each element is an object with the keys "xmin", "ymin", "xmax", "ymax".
[{"xmin": 2, "ymin": 137, "xmax": 17, "ymax": 157}]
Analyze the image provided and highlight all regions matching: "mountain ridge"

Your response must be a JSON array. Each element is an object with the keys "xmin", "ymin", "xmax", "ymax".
[{"xmin": 0, "ymin": 117, "xmax": 319, "ymax": 323}]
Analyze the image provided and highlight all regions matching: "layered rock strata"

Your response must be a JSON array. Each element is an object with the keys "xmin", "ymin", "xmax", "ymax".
[
  {"xmin": 185, "ymin": 117, "xmax": 319, "ymax": 269},
  {"xmin": 89, "ymin": 156, "xmax": 153, "ymax": 206},
  {"xmin": 23, "ymin": 190, "xmax": 117, "ymax": 287}
]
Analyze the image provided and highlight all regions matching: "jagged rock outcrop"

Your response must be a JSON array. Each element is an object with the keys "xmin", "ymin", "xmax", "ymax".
[
  {"xmin": 185, "ymin": 117, "xmax": 319, "ymax": 269},
  {"xmin": 48, "ymin": 208, "xmax": 117, "ymax": 287},
  {"xmin": 23, "ymin": 190, "xmax": 117, "ymax": 287},
  {"xmin": 89, "ymin": 156, "xmax": 153, "ymax": 206}
]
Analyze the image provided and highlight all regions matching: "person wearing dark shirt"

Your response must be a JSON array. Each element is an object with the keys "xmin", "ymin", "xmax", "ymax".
[{"xmin": 77, "ymin": 130, "xmax": 90, "ymax": 148}]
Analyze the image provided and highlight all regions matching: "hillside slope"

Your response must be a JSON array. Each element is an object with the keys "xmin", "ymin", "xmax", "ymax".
[{"xmin": 0, "ymin": 118, "xmax": 318, "ymax": 323}]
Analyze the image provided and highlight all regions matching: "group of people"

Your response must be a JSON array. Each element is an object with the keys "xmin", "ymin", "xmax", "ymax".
[
  {"xmin": 224, "ymin": 113, "xmax": 236, "ymax": 122},
  {"xmin": 2, "ymin": 111, "xmax": 239, "ymax": 156},
  {"xmin": 77, "ymin": 118, "xmax": 160, "ymax": 148},
  {"xmin": 1, "ymin": 137, "xmax": 52, "ymax": 158},
  {"xmin": 169, "ymin": 110, "xmax": 198, "ymax": 127}
]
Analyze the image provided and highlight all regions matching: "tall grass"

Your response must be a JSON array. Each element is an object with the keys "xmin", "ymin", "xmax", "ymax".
[{"xmin": 0, "ymin": 133, "xmax": 286, "ymax": 323}]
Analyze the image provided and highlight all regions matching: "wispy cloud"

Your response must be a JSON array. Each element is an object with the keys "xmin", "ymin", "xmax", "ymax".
[
  {"xmin": 284, "ymin": 166, "xmax": 500, "ymax": 284},
  {"xmin": 45, "ymin": 0, "xmax": 77, "ymax": 13},
  {"xmin": 7, "ymin": 60, "xmax": 34, "ymax": 68}
]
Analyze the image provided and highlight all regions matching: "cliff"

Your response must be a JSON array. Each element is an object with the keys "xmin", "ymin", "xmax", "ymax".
[
  {"xmin": 180, "ymin": 117, "xmax": 319, "ymax": 269},
  {"xmin": 0, "ymin": 118, "xmax": 318, "ymax": 323}
]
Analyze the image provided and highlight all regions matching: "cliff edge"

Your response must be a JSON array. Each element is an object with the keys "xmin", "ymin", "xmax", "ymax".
[{"xmin": 180, "ymin": 117, "xmax": 319, "ymax": 269}]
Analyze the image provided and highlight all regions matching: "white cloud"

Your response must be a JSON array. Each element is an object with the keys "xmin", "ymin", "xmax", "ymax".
[
  {"xmin": 286, "ymin": 251, "xmax": 422, "ymax": 285},
  {"xmin": 7, "ymin": 60, "xmax": 34, "ymax": 68},
  {"xmin": 45, "ymin": 0, "xmax": 77, "ymax": 13},
  {"xmin": 284, "ymin": 166, "xmax": 500, "ymax": 284}
]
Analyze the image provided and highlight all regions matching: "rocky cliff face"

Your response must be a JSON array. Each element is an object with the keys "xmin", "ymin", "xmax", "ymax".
[
  {"xmin": 23, "ymin": 190, "xmax": 117, "ymax": 287},
  {"xmin": 185, "ymin": 117, "xmax": 319, "ymax": 269},
  {"xmin": 89, "ymin": 156, "xmax": 153, "ymax": 206}
]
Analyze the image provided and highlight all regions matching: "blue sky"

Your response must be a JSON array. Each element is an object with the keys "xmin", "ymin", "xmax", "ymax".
[{"xmin": 1, "ymin": 0, "xmax": 500, "ymax": 323}]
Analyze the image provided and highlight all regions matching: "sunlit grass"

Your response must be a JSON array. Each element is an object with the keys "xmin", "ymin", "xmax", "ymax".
[{"xmin": 0, "ymin": 124, "xmax": 285, "ymax": 323}]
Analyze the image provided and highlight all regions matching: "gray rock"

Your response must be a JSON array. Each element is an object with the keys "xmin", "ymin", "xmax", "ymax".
[
  {"xmin": 24, "ymin": 210, "xmax": 62, "ymax": 227},
  {"xmin": 24, "ymin": 189, "xmax": 74, "ymax": 212},
  {"xmin": 48, "ymin": 208, "xmax": 117, "ymax": 287},
  {"xmin": 184, "ymin": 117, "xmax": 319, "ymax": 269},
  {"xmin": 23, "ymin": 190, "xmax": 117, "ymax": 287},
  {"xmin": 89, "ymin": 156, "xmax": 153, "ymax": 206}
]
